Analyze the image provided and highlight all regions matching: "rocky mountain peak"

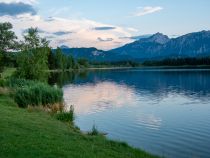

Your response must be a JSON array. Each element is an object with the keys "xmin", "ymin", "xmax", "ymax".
[{"xmin": 148, "ymin": 32, "xmax": 170, "ymax": 44}]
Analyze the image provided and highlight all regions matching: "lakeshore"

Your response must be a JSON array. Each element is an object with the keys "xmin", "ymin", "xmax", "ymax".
[{"xmin": 0, "ymin": 92, "xmax": 158, "ymax": 158}]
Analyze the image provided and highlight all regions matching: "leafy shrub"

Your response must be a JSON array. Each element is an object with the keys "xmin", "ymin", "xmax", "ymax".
[
  {"xmin": 56, "ymin": 105, "xmax": 74, "ymax": 122},
  {"xmin": 13, "ymin": 80, "xmax": 63, "ymax": 108}
]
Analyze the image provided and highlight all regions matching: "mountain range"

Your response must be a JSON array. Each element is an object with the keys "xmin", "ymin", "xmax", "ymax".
[{"xmin": 60, "ymin": 30, "xmax": 210, "ymax": 62}]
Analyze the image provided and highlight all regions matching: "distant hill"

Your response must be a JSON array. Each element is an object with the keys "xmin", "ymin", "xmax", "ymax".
[
  {"xmin": 59, "ymin": 47, "xmax": 108, "ymax": 61},
  {"xmin": 58, "ymin": 30, "xmax": 210, "ymax": 62}
]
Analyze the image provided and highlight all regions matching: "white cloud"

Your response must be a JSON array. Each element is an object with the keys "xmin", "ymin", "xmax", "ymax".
[
  {"xmin": 0, "ymin": 0, "xmax": 37, "ymax": 5},
  {"xmin": 127, "ymin": 27, "xmax": 139, "ymax": 32},
  {"xmin": 0, "ymin": 14, "xmax": 134, "ymax": 50},
  {"xmin": 132, "ymin": 6, "xmax": 163, "ymax": 17},
  {"xmin": 48, "ymin": 7, "xmax": 72, "ymax": 17}
]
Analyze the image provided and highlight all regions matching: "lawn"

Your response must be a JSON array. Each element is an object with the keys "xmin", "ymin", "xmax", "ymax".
[{"xmin": 0, "ymin": 93, "xmax": 159, "ymax": 158}]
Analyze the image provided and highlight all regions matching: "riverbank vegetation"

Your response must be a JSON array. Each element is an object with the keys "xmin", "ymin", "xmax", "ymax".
[
  {"xmin": 0, "ymin": 21, "xmax": 159, "ymax": 157},
  {"xmin": 11, "ymin": 79, "xmax": 63, "ymax": 108},
  {"xmin": 0, "ymin": 92, "xmax": 159, "ymax": 158}
]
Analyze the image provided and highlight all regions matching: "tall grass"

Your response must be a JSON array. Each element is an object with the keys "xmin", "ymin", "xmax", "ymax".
[
  {"xmin": 89, "ymin": 124, "xmax": 99, "ymax": 136},
  {"xmin": 10, "ymin": 79, "xmax": 63, "ymax": 108},
  {"xmin": 56, "ymin": 105, "xmax": 75, "ymax": 123},
  {"xmin": 6, "ymin": 78, "xmax": 40, "ymax": 88}
]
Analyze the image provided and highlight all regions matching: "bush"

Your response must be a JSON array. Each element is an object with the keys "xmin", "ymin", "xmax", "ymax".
[
  {"xmin": 13, "ymin": 80, "xmax": 63, "ymax": 108},
  {"xmin": 56, "ymin": 105, "xmax": 74, "ymax": 122}
]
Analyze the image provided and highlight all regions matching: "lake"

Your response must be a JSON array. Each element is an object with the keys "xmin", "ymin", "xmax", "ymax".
[{"xmin": 57, "ymin": 68, "xmax": 210, "ymax": 158}]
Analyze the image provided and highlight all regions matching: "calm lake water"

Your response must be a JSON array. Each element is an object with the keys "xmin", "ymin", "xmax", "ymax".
[{"xmin": 59, "ymin": 68, "xmax": 210, "ymax": 158}]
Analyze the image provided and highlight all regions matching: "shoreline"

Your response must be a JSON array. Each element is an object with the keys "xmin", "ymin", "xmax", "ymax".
[
  {"xmin": 47, "ymin": 65, "xmax": 210, "ymax": 72},
  {"xmin": 0, "ymin": 92, "xmax": 159, "ymax": 158}
]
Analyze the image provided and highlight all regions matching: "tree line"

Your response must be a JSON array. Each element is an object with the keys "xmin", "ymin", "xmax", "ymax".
[
  {"xmin": 0, "ymin": 22, "xmax": 89, "ymax": 81},
  {"xmin": 143, "ymin": 57, "xmax": 210, "ymax": 66}
]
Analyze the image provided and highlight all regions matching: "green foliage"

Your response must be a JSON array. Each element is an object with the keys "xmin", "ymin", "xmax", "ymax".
[
  {"xmin": 0, "ymin": 22, "xmax": 18, "ymax": 70},
  {"xmin": 22, "ymin": 28, "xmax": 49, "ymax": 49},
  {"xmin": 67, "ymin": 55, "xmax": 75, "ymax": 69},
  {"xmin": 55, "ymin": 47, "xmax": 63, "ymax": 70},
  {"xmin": 16, "ymin": 28, "xmax": 50, "ymax": 82},
  {"xmin": 0, "ymin": 22, "xmax": 18, "ymax": 53},
  {"xmin": 55, "ymin": 47, "xmax": 69, "ymax": 71},
  {"xmin": 0, "ymin": 94, "xmax": 159, "ymax": 158},
  {"xmin": 90, "ymin": 60, "xmax": 140, "ymax": 68},
  {"xmin": 56, "ymin": 105, "xmax": 74, "ymax": 122},
  {"xmin": 89, "ymin": 124, "xmax": 99, "ymax": 136},
  {"xmin": 48, "ymin": 50, "xmax": 56, "ymax": 70},
  {"xmin": 143, "ymin": 57, "xmax": 210, "ymax": 66},
  {"xmin": 0, "ymin": 68, "xmax": 16, "ymax": 79},
  {"xmin": 12, "ymin": 79, "xmax": 63, "ymax": 108},
  {"xmin": 78, "ymin": 58, "xmax": 89, "ymax": 68},
  {"xmin": 2, "ymin": 52, "xmax": 18, "ymax": 67},
  {"xmin": 0, "ymin": 52, "xmax": 3, "ymax": 71},
  {"xmin": 0, "ymin": 79, "xmax": 6, "ymax": 87},
  {"xmin": 6, "ymin": 78, "xmax": 36, "ymax": 88},
  {"xmin": 51, "ymin": 48, "xmax": 79, "ymax": 71}
]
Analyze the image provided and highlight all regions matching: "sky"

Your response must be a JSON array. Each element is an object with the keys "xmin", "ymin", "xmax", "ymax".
[{"xmin": 0, "ymin": 0, "xmax": 210, "ymax": 50}]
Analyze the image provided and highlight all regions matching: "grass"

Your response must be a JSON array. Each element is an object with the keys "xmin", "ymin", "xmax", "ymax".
[
  {"xmin": 89, "ymin": 124, "xmax": 99, "ymax": 136},
  {"xmin": 0, "ymin": 68, "xmax": 159, "ymax": 158},
  {"xmin": 6, "ymin": 78, "xmax": 63, "ymax": 108},
  {"xmin": 14, "ymin": 83, "xmax": 63, "ymax": 108},
  {"xmin": 0, "ymin": 68, "xmax": 16, "ymax": 79},
  {"xmin": 56, "ymin": 105, "xmax": 75, "ymax": 122},
  {"xmin": 0, "ymin": 93, "xmax": 159, "ymax": 158}
]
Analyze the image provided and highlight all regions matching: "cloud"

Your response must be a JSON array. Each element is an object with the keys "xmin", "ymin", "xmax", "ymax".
[
  {"xmin": 22, "ymin": 28, "xmax": 73, "ymax": 37},
  {"xmin": 0, "ymin": 0, "xmax": 37, "ymax": 5},
  {"xmin": 97, "ymin": 37, "xmax": 113, "ymax": 42},
  {"xmin": 48, "ymin": 7, "xmax": 72, "ymax": 17},
  {"xmin": 0, "ymin": 14, "xmax": 133, "ymax": 50},
  {"xmin": 132, "ymin": 6, "xmax": 163, "ymax": 17},
  {"xmin": 53, "ymin": 31, "xmax": 73, "ymax": 36},
  {"xmin": 119, "ymin": 34, "xmax": 152, "ymax": 40},
  {"xmin": 0, "ymin": 2, "xmax": 36, "ymax": 16},
  {"xmin": 44, "ymin": 35, "xmax": 55, "ymax": 39},
  {"xmin": 94, "ymin": 26, "xmax": 116, "ymax": 31}
]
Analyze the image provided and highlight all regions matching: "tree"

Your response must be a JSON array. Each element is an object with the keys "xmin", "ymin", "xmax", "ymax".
[
  {"xmin": 0, "ymin": 22, "xmax": 18, "ymax": 70},
  {"xmin": 77, "ymin": 58, "xmax": 89, "ymax": 68},
  {"xmin": 55, "ymin": 47, "xmax": 63, "ymax": 70},
  {"xmin": 16, "ymin": 28, "xmax": 50, "ymax": 81},
  {"xmin": 54, "ymin": 47, "xmax": 69, "ymax": 71},
  {"xmin": 0, "ymin": 22, "xmax": 17, "ymax": 52},
  {"xmin": 67, "ymin": 55, "xmax": 75, "ymax": 69},
  {"xmin": 48, "ymin": 50, "xmax": 56, "ymax": 70}
]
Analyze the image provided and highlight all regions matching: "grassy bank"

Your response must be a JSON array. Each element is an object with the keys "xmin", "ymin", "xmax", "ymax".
[{"xmin": 0, "ymin": 92, "xmax": 159, "ymax": 158}]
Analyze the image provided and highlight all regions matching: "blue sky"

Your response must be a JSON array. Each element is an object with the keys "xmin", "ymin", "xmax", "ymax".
[{"xmin": 0, "ymin": 0, "xmax": 210, "ymax": 50}]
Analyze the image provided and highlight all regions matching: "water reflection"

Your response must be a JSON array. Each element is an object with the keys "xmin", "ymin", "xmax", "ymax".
[
  {"xmin": 63, "ymin": 81, "xmax": 137, "ymax": 114},
  {"xmin": 136, "ymin": 114, "xmax": 162, "ymax": 130},
  {"xmin": 52, "ymin": 68, "xmax": 210, "ymax": 158},
  {"xmin": 53, "ymin": 69, "xmax": 210, "ymax": 100}
]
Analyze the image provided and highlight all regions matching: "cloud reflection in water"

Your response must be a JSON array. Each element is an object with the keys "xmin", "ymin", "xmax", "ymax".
[{"xmin": 63, "ymin": 81, "xmax": 137, "ymax": 115}]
